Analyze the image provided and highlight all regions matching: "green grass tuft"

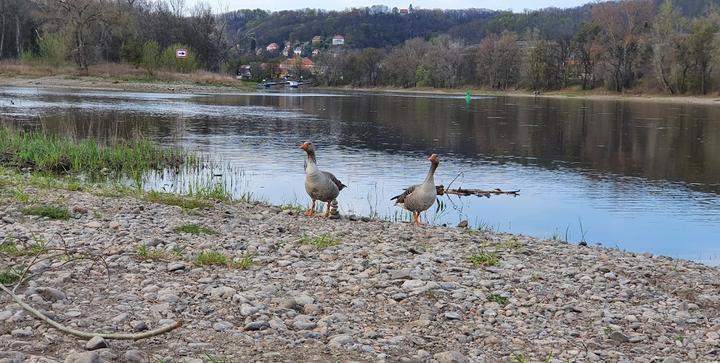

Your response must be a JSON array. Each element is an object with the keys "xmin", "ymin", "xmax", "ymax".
[
  {"xmin": 22, "ymin": 205, "xmax": 70, "ymax": 219},
  {"xmin": 135, "ymin": 245, "xmax": 167, "ymax": 261},
  {"xmin": 145, "ymin": 191, "xmax": 211, "ymax": 209},
  {"xmin": 195, "ymin": 250, "xmax": 227, "ymax": 266},
  {"xmin": 468, "ymin": 252, "xmax": 498, "ymax": 267},
  {"xmin": 297, "ymin": 234, "xmax": 341, "ymax": 249},
  {"xmin": 488, "ymin": 293, "xmax": 508, "ymax": 305},
  {"xmin": 0, "ymin": 269, "xmax": 21, "ymax": 285},
  {"xmin": 173, "ymin": 223, "xmax": 218, "ymax": 235},
  {"xmin": 229, "ymin": 255, "xmax": 254, "ymax": 270}
]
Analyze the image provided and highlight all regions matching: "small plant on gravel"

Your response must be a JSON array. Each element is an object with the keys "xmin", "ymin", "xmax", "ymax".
[
  {"xmin": 461, "ymin": 228, "xmax": 481, "ymax": 236},
  {"xmin": 513, "ymin": 353, "xmax": 529, "ymax": 363},
  {"xmin": 22, "ymin": 205, "xmax": 71, "ymax": 219},
  {"xmin": 488, "ymin": 294, "xmax": 508, "ymax": 305},
  {"xmin": 675, "ymin": 334, "xmax": 685, "ymax": 344},
  {"xmin": 0, "ymin": 269, "xmax": 21, "ymax": 285},
  {"xmin": 468, "ymin": 252, "xmax": 498, "ymax": 267},
  {"xmin": 297, "ymin": 233, "xmax": 340, "ymax": 249},
  {"xmin": 500, "ymin": 238, "xmax": 522, "ymax": 250},
  {"xmin": 229, "ymin": 254, "xmax": 254, "ymax": 270},
  {"xmin": 173, "ymin": 223, "xmax": 218, "ymax": 235},
  {"xmin": 195, "ymin": 250, "xmax": 227, "ymax": 266},
  {"xmin": 0, "ymin": 239, "xmax": 21, "ymax": 256},
  {"xmin": 135, "ymin": 245, "xmax": 166, "ymax": 261},
  {"xmin": 529, "ymin": 273, "xmax": 541, "ymax": 282},
  {"xmin": 278, "ymin": 202, "xmax": 305, "ymax": 213},
  {"xmin": 171, "ymin": 245, "xmax": 186, "ymax": 258},
  {"xmin": 12, "ymin": 189, "xmax": 30, "ymax": 203},
  {"xmin": 145, "ymin": 191, "xmax": 212, "ymax": 209},
  {"xmin": 203, "ymin": 353, "xmax": 231, "ymax": 363}
]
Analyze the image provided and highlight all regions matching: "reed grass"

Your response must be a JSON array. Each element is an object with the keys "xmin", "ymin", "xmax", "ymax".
[{"xmin": 0, "ymin": 125, "xmax": 192, "ymax": 179}]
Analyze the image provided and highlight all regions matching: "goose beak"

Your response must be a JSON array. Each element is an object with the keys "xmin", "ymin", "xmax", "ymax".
[{"xmin": 300, "ymin": 143, "xmax": 308, "ymax": 151}]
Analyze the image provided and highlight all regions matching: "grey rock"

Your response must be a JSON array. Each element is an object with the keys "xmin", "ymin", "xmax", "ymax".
[
  {"xmin": 434, "ymin": 351, "xmax": 468, "ymax": 363},
  {"xmin": 166, "ymin": 262, "xmax": 186, "ymax": 272},
  {"xmin": 64, "ymin": 352, "xmax": 101, "ymax": 363},
  {"xmin": 608, "ymin": 331, "xmax": 629, "ymax": 343},
  {"xmin": 456, "ymin": 220, "xmax": 468, "ymax": 228},
  {"xmin": 209, "ymin": 286, "xmax": 236, "ymax": 300},
  {"xmin": 131, "ymin": 321, "xmax": 148, "ymax": 332},
  {"xmin": 328, "ymin": 334, "xmax": 353, "ymax": 348},
  {"xmin": 85, "ymin": 336, "xmax": 109, "ymax": 351},
  {"xmin": 240, "ymin": 303, "xmax": 259, "ymax": 316},
  {"xmin": 11, "ymin": 327, "xmax": 32, "ymax": 338},
  {"xmin": 244, "ymin": 320, "xmax": 270, "ymax": 331},
  {"xmin": 269, "ymin": 317, "xmax": 287, "ymax": 331},
  {"xmin": 293, "ymin": 315, "xmax": 317, "ymax": 330},
  {"xmin": 213, "ymin": 320, "xmax": 234, "ymax": 332},
  {"xmin": 123, "ymin": 350, "xmax": 144, "ymax": 363},
  {"xmin": 0, "ymin": 351, "xmax": 27, "ymax": 363},
  {"xmin": 661, "ymin": 358, "xmax": 681, "ymax": 363},
  {"xmin": 444, "ymin": 312, "xmax": 462, "ymax": 320},
  {"xmin": 33, "ymin": 287, "xmax": 67, "ymax": 302}
]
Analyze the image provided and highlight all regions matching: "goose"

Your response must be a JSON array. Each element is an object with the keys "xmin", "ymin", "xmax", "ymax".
[
  {"xmin": 392, "ymin": 154, "xmax": 439, "ymax": 225},
  {"xmin": 300, "ymin": 142, "xmax": 347, "ymax": 217}
]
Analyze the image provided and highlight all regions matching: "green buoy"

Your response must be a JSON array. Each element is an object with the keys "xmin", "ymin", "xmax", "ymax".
[{"xmin": 465, "ymin": 91, "xmax": 472, "ymax": 104}]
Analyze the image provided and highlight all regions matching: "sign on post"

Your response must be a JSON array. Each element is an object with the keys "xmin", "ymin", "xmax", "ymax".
[{"xmin": 175, "ymin": 49, "xmax": 188, "ymax": 59}]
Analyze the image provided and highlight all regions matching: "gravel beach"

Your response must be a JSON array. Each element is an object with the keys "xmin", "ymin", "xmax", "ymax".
[{"xmin": 1, "ymin": 185, "xmax": 720, "ymax": 362}]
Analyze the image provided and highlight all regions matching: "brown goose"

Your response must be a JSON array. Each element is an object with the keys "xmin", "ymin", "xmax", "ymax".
[
  {"xmin": 300, "ymin": 142, "xmax": 347, "ymax": 217},
  {"xmin": 392, "ymin": 154, "xmax": 439, "ymax": 225}
]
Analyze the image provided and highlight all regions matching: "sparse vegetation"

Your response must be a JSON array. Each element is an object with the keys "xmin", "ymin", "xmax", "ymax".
[
  {"xmin": 229, "ymin": 255, "xmax": 255, "ymax": 270},
  {"xmin": 135, "ymin": 245, "xmax": 167, "ymax": 262},
  {"xmin": 488, "ymin": 293, "xmax": 509, "ymax": 305},
  {"xmin": 297, "ymin": 234, "xmax": 341, "ymax": 249},
  {"xmin": 144, "ymin": 191, "xmax": 212, "ymax": 209},
  {"xmin": 195, "ymin": 250, "xmax": 228, "ymax": 267},
  {"xmin": 0, "ymin": 269, "xmax": 21, "ymax": 285},
  {"xmin": 468, "ymin": 252, "xmax": 498, "ymax": 267},
  {"xmin": 22, "ymin": 205, "xmax": 71, "ymax": 220},
  {"xmin": 174, "ymin": 224, "xmax": 218, "ymax": 235}
]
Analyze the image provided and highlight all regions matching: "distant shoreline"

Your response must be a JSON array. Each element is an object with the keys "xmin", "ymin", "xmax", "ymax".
[{"xmin": 3, "ymin": 72, "xmax": 720, "ymax": 106}]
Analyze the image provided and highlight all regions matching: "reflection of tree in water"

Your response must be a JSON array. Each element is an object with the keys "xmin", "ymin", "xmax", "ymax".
[{"xmin": 8, "ymin": 94, "xmax": 720, "ymax": 195}]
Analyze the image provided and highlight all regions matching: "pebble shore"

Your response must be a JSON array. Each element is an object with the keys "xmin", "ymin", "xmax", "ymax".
[{"xmin": 1, "ymin": 186, "xmax": 720, "ymax": 362}]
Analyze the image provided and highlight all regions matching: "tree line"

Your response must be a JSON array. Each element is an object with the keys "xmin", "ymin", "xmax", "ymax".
[
  {"xmin": 1, "ymin": 0, "xmax": 719, "ymax": 94},
  {"xmin": 315, "ymin": 0, "xmax": 720, "ymax": 95}
]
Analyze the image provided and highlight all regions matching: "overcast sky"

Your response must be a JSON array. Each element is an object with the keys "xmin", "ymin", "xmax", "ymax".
[{"xmin": 192, "ymin": 0, "xmax": 590, "ymax": 12}]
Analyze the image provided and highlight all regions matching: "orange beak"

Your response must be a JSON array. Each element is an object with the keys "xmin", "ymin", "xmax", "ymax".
[
  {"xmin": 428, "ymin": 154, "xmax": 438, "ymax": 162},
  {"xmin": 300, "ymin": 143, "xmax": 308, "ymax": 151}
]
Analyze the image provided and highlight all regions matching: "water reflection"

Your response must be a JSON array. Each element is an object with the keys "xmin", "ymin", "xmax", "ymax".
[{"xmin": 1, "ymin": 87, "xmax": 719, "ymax": 265}]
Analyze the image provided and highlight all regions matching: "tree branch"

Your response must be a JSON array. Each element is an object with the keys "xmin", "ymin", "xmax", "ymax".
[
  {"xmin": 0, "ymin": 283, "xmax": 182, "ymax": 340},
  {"xmin": 436, "ymin": 185, "xmax": 520, "ymax": 198}
]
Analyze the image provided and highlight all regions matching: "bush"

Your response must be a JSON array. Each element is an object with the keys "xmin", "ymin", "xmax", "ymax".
[
  {"xmin": 159, "ymin": 43, "xmax": 199, "ymax": 73},
  {"xmin": 140, "ymin": 40, "xmax": 161, "ymax": 71},
  {"xmin": 37, "ymin": 33, "xmax": 68, "ymax": 66}
]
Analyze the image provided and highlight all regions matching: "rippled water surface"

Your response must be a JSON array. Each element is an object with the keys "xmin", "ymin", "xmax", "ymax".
[{"xmin": 2, "ymin": 86, "xmax": 720, "ymax": 265}]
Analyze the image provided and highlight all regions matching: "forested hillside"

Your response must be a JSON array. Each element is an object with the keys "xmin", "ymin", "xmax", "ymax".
[{"xmin": 1, "ymin": 0, "xmax": 720, "ymax": 94}]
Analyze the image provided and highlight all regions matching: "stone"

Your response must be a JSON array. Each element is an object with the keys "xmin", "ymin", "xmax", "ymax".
[
  {"xmin": 166, "ymin": 262, "xmax": 185, "ymax": 272},
  {"xmin": 293, "ymin": 315, "xmax": 317, "ymax": 330},
  {"xmin": 131, "ymin": 321, "xmax": 148, "ymax": 332},
  {"xmin": 328, "ymin": 334, "xmax": 353, "ymax": 348},
  {"xmin": 244, "ymin": 320, "xmax": 270, "ymax": 331},
  {"xmin": 434, "ymin": 351, "xmax": 468, "ymax": 363},
  {"xmin": 209, "ymin": 286, "xmax": 236, "ymax": 300},
  {"xmin": 608, "ymin": 331, "xmax": 629, "ymax": 343},
  {"xmin": 444, "ymin": 312, "xmax": 462, "ymax": 320},
  {"xmin": 240, "ymin": 303, "xmax": 259, "ymax": 316},
  {"xmin": 11, "ymin": 327, "xmax": 32, "ymax": 338},
  {"xmin": 64, "ymin": 351, "xmax": 101, "ymax": 363},
  {"xmin": 213, "ymin": 321, "xmax": 234, "ymax": 332},
  {"xmin": 123, "ymin": 350, "xmax": 144, "ymax": 363},
  {"xmin": 85, "ymin": 336, "xmax": 108, "ymax": 351}
]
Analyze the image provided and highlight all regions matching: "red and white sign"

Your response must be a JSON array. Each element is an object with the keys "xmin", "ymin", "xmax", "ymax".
[{"xmin": 175, "ymin": 49, "xmax": 188, "ymax": 58}]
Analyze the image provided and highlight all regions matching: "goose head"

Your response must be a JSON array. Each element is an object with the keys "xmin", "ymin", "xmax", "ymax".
[
  {"xmin": 428, "ymin": 153, "xmax": 439, "ymax": 166},
  {"xmin": 299, "ymin": 141, "xmax": 315, "ymax": 153}
]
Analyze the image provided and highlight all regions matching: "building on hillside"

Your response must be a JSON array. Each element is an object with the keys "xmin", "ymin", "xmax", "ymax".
[
  {"xmin": 279, "ymin": 57, "xmax": 315, "ymax": 77},
  {"xmin": 312, "ymin": 49, "xmax": 320, "ymax": 57},
  {"xmin": 312, "ymin": 36, "xmax": 323, "ymax": 45},
  {"xmin": 237, "ymin": 65, "xmax": 252, "ymax": 80},
  {"xmin": 294, "ymin": 47, "xmax": 303, "ymax": 56},
  {"xmin": 332, "ymin": 35, "xmax": 345, "ymax": 46},
  {"xmin": 266, "ymin": 43, "xmax": 279, "ymax": 52},
  {"xmin": 399, "ymin": 8, "xmax": 409, "ymax": 15}
]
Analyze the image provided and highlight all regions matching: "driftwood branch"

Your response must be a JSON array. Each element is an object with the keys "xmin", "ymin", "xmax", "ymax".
[
  {"xmin": 0, "ymin": 283, "xmax": 182, "ymax": 340},
  {"xmin": 436, "ymin": 185, "xmax": 520, "ymax": 198}
]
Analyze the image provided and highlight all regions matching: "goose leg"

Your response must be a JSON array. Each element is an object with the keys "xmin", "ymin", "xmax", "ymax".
[
  {"xmin": 413, "ymin": 211, "xmax": 422, "ymax": 225},
  {"xmin": 324, "ymin": 201, "xmax": 332, "ymax": 217},
  {"xmin": 304, "ymin": 200, "xmax": 316, "ymax": 216}
]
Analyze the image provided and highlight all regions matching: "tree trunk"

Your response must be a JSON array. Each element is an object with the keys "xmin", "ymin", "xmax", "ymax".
[
  {"xmin": 0, "ymin": 13, "xmax": 5, "ymax": 59},
  {"xmin": 15, "ymin": 13, "xmax": 20, "ymax": 57}
]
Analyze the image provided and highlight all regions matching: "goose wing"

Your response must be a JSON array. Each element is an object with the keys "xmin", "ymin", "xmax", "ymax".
[
  {"xmin": 322, "ymin": 171, "xmax": 347, "ymax": 191},
  {"xmin": 391, "ymin": 184, "xmax": 418, "ymax": 204}
]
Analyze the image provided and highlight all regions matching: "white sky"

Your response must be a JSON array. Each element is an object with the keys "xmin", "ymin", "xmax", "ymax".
[{"xmin": 193, "ymin": 0, "xmax": 590, "ymax": 12}]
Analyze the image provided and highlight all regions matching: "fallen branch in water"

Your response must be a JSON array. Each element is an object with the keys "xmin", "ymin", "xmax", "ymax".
[{"xmin": 436, "ymin": 185, "xmax": 520, "ymax": 198}]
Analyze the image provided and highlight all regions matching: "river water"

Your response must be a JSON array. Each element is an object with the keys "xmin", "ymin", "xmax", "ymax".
[{"xmin": 1, "ymin": 86, "xmax": 719, "ymax": 265}]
